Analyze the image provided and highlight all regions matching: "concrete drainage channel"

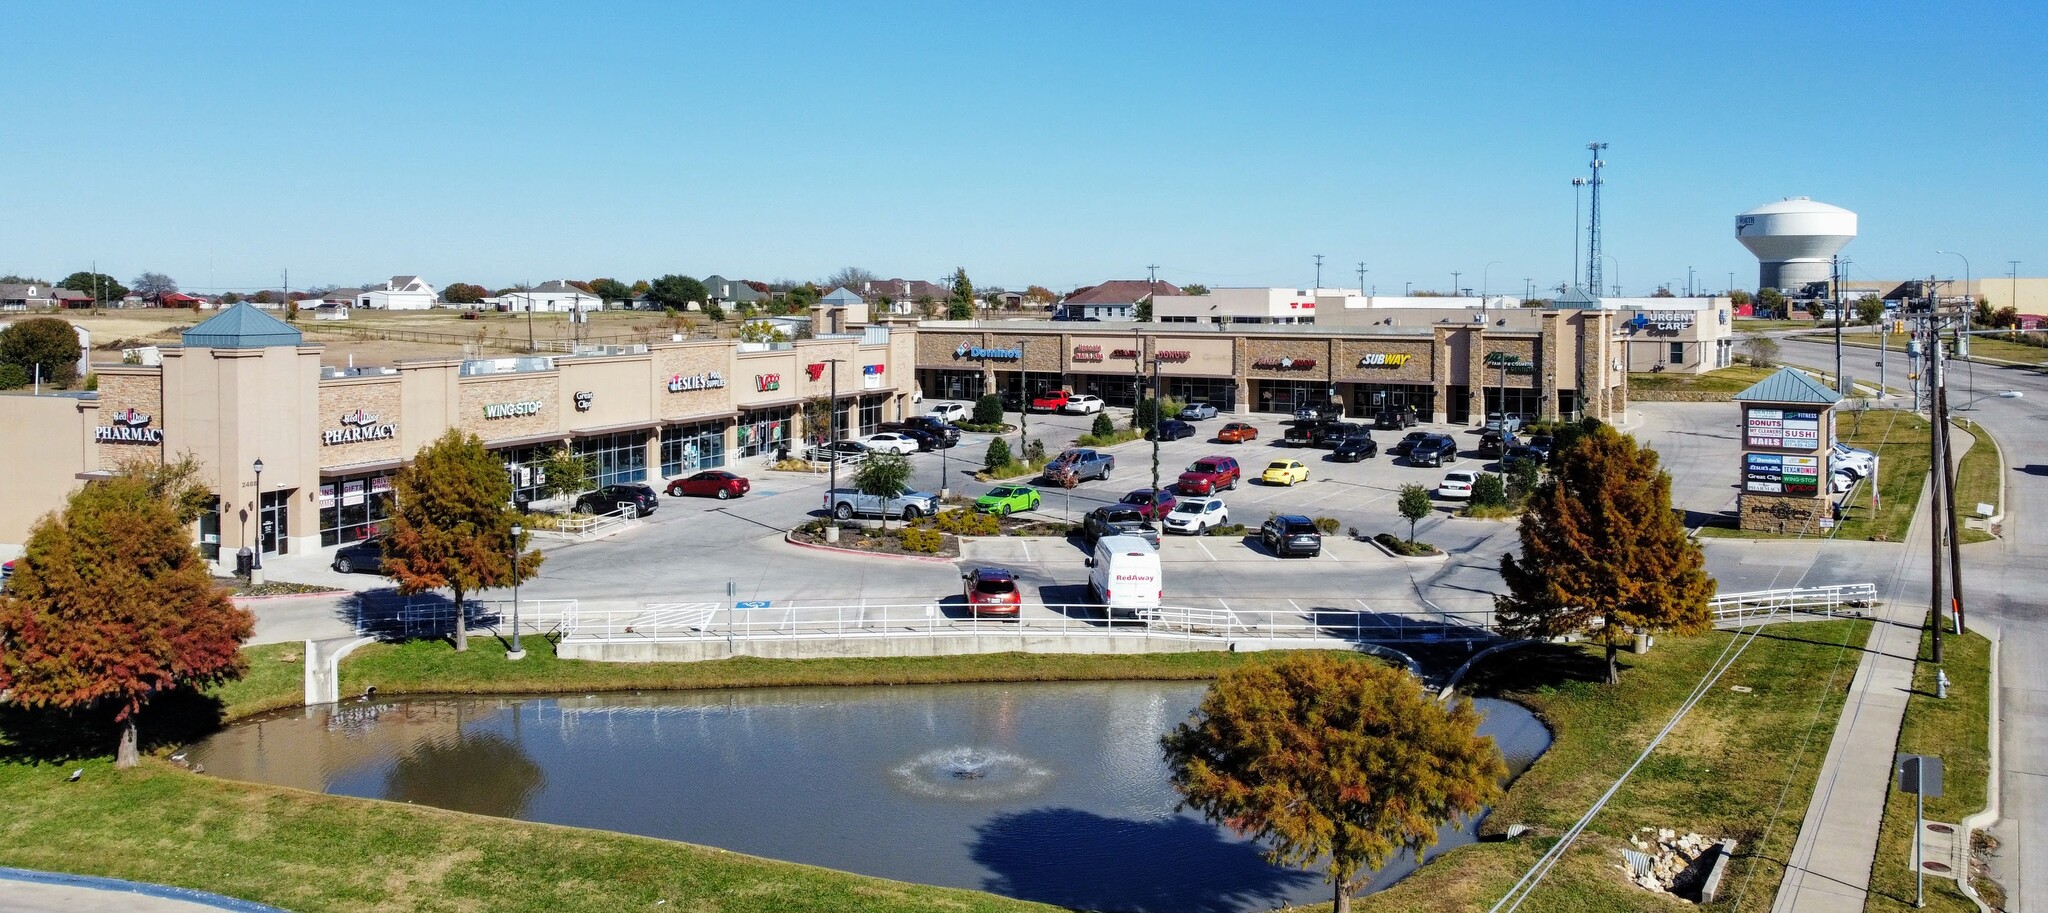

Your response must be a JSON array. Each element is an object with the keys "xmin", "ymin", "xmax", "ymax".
[{"xmin": 304, "ymin": 636, "xmax": 377, "ymax": 705}]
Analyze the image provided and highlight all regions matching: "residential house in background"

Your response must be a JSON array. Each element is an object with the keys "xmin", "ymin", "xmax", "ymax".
[
  {"xmin": 704, "ymin": 275, "xmax": 766, "ymax": 310},
  {"xmin": 1057, "ymin": 279, "xmax": 1182, "ymax": 321},
  {"xmin": 355, "ymin": 275, "xmax": 438, "ymax": 310},
  {"xmin": 483, "ymin": 280, "xmax": 602, "ymax": 314},
  {"xmin": 0, "ymin": 284, "xmax": 52, "ymax": 311},
  {"xmin": 158, "ymin": 292, "xmax": 208, "ymax": 309},
  {"xmin": 858, "ymin": 278, "xmax": 951, "ymax": 316},
  {"xmin": 52, "ymin": 289, "xmax": 92, "ymax": 309}
]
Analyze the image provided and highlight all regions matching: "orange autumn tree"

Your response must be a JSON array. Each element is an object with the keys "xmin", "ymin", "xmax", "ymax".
[
  {"xmin": 0, "ymin": 470, "xmax": 253, "ymax": 767},
  {"xmin": 1161, "ymin": 654, "xmax": 1506, "ymax": 913},
  {"xmin": 1496, "ymin": 423, "xmax": 1715, "ymax": 684},
  {"xmin": 381, "ymin": 429, "xmax": 542, "ymax": 651}
]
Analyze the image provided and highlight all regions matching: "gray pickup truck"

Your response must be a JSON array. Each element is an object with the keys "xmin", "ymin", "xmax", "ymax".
[
  {"xmin": 823, "ymin": 487, "xmax": 940, "ymax": 521},
  {"xmin": 1043, "ymin": 448, "xmax": 1115, "ymax": 484}
]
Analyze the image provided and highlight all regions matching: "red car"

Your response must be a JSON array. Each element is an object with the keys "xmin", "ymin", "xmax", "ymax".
[
  {"xmin": 1176, "ymin": 456, "xmax": 1241, "ymax": 495},
  {"xmin": 1217, "ymin": 422, "xmax": 1259, "ymax": 444},
  {"xmin": 961, "ymin": 567, "xmax": 1022, "ymax": 618},
  {"xmin": 666, "ymin": 470, "xmax": 751, "ymax": 500},
  {"xmin": 1118, "ymin": 488, "xmax": 1177, "ymax": 520}
]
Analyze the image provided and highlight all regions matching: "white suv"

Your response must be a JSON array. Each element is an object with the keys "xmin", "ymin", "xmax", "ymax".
[
  {"xmin": 1059, "ymin": 394, "xmax": 1105, "ymax": 415},
  {"xmin": 1163, "ymin": 496, "xmax": 1230, "ymax": 534},
  {"xmin": 927, "ymin": 402, "xmax": 970, "ymax": 423}
]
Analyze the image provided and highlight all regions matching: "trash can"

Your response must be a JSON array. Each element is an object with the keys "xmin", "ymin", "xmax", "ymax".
[
  {"xmin": 776, "ymin": 443, "xmax": 791, "ymax": 463},
  {"xmin": 235, "ymin": 547, "xmax": 254, "ymax": 577}
]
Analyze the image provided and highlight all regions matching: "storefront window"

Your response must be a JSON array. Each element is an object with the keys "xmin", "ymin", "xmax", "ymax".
[
  {"xmin": 1483, "ymin": 388, "xmax": 1545, "ymax": 421},
  {"xmin": 1251, "ymin": 379, "xmax": 1329, "ymax": 414},
  {"xmin": 574, "ymin": 431, "xmax": 649, "ymax": 487},
  {"xmin": 1165, "ymin": 377, "xmax": 1236, "ymax": 410},
  {"xmin": 320, "ymin": 471, "xmax": 395, "ymax": 547},
  {"xmin": 660, "ymin": 422, "xmax": 726, "ymax": 477},
  {"xmin": 496, "ymin": 444, "xmax": 552, "ymax": 506},
  {"xmin": 925, "ymin": 370, "xmax": 984, "ymax": 402},
  {"xmin": 737, "ymin": 407, "xmax": 792, "ymax": 458},
  {"xmin": 858, "ymin": 396, "xmax": 885, "ymax": 436}
]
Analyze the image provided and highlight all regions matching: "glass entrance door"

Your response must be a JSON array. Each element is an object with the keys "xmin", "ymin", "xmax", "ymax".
[{"xmin": 259, "ymin": 490, "xmax": 290, "ymax": 556}]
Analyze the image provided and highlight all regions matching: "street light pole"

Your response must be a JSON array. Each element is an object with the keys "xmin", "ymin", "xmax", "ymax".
[
  {"xmin": 1017, "ymin": 339, "xmax": 1028, "ymax": 457},
  {"xmin": 251, "ymin": 458, "xmax": 264, "ymax": 578},
  {"xmin": 824, "ymin": 357, "xmax": 845, "ymax": 509},
  {"xmin": 507, "ymin": 524, "xmax": 525, "ymax": 661},
  {"xmin": 1150, "ymin": 350, "xmax": 1163, "ymax": 496}
]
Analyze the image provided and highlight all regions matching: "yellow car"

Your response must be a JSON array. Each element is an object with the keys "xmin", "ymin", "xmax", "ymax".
[{"xmin": 1260, "ymin": 459, "xmax": 1309, "ymax": 486}]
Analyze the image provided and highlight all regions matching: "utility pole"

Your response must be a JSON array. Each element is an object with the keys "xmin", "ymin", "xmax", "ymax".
[
  {"xmin": 1833, "ymin": 254, "xmax": 1845, "ymax": 394},
  {"xmin": 1924, "ymin": 297, "xmax": 1944, "ymax": 665},
  {"xmin": 1150, "ymin": 349, "xmax": 1162, "ymax": 496},
  {"xmin": 1313, "ymin": 254, "xmax": 1324, "ymax": 290},
  {"xmin": 2012, "ymin": 261, "xmax": 2024, "ymax": 312},
  {"xmin": 1451, "ymin": 271, "xmax": 1462, "ymax": 298},
  {"xmin": 1936, "ymin": 373, "xmax": 1966, "ymax": 636},
  {"xmin": 1357, "ymin": 262, "xmax": 1368, "ymax": 295},
  {"xmin": 825, "ymin": 357, "xmax": 845, "ymax": 507}
]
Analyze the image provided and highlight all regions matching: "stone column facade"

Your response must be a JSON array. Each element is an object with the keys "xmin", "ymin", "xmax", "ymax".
[{"xmin": 1464, "ymin": 329, "xmax": 1488, "ymax": 424}]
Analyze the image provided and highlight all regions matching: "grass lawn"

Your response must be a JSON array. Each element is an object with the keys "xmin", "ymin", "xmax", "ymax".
[
  {"xmin": 1628, "ymin": 363, "xmax": 1779, "ymax": 394},
  {"xmin": 1950, "ymin": 420, "xmax": 2002, "ymax": 545},
  {"xmin": 0, "ymin": 643, "xmax": 1287, "ymax": 913},
  {"xmin": 1864, "ymin": 623, "xmax": 1993, "ymax": 913},
  {"xmin": 1355, "ymin": 620, "xmax": 1871, "ymax": 913},
  {"xmin": 1733, "ymin": 319, "xmax": 1817, "ymax": 332},
  {"xmin": 1825, "ymin": 410, "xmax": 1933, "ymax": 542}
]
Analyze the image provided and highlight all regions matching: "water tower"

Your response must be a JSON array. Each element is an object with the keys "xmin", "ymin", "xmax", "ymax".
[{"xmin": 1735, "ymin": 197, "xmax": 1857, "ymax": 291}]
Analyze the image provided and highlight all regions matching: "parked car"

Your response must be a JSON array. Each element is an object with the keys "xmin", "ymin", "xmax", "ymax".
[
  {"xmin": 1118, "ymin": 488, "xmax": 1177, "ymax": 520},
  {"xmin": 1087, "ymin": 535, "xmax": 1163, "ymax": 619},
  {"xmin": 1331, "ymin": 434, "xmax": 1379, "ymax": 462},
  {"xmin": 1483, "ymin": 412, "xmax": 1524, "ymax": 434},
  {"xmin": 860, "ymin": 432, "xmax": 921, "ymax": 455},
  {"xmin": 1830, "ymin": 469, "xmax": 1860, "ymax": 494},
  {"xmin": 1217, "ymin": 422, "xmax": 1260, "ymax": 444},
  {"xmin": 666, "ymin": 470, "xmax": 751, "ymax": 500},
  {"xmin": 1293, "ymin": 404, "xmax": 1337, "ymax": 422},
  {"xmin": 1178, "ymin": 402, "xmax": 1219, "ymax": 421},
  {"xmin": 1260, "ymin": 514, "xmax": 1323, "ymax": 558},
  {"xmin": 807, "ymin": 440, "xmax": 870, "ymax": 463},
  {"xmin": 1149, "ymin": 419, "xmax": 1196, "ymax": 441},
  {"xmin": 1082, "ymin": 505, "xmax": 1160, "ymax": 548},
  {"xmin": 1388, "ymin": 430, "xmax": 1431, "ymax": 457},
  {"xmin": 875, "ymin": 423, "xmax": 943, "ymax": 451},
  {"xmin": 1408, "ymin": 435, "xmax": 1459, "ymax": 467},
  {"xmin": 1436, "ymin": 470, "xmax": 1480, "ymax": 500},
  {"xmin": 974, "ymin": 484, "xmax": 1041, "ymax": 515},
  {"xmin": 1163, "ymin": 496, "xmax": 1230, "ymax": 535},
  {"xmin": 927, "ymin": 402, "xmax": 971, "ymax": 423},
  {"xmin": 1502, "ymin": 445, "xmax": 1547, "ymax": 473},
  {"xmin": 1176, "ymin": 456, "xmax": 1242, "ymax": 495},
  {"xmin": 1261, "ymin": 459, "xmax": 1310, "ymax": 486},
  {"xmin": 1000, "ymin": 390, "xmax": 1025, "ymax": 413},
  {"xmin": 823, "ymin": 487, "xmax": 939, "ymax": 520},
  {"xmin": 902, "ymin": 416, "xmax": 962, "ymax": 446},
  {"xmin": 1030, "ymin": 389, "xmax": 1072, "ymax": 412},
  {"xmin": 331, "ymin": 536, "xmax": 386, "ymax": 574},
  {"xmin": 1831, "ymin": 443, "xmax": 1876, "ymax": 477},
  {"xmin": 1311, "ymin": 422, "xmax": 1366, "ymax": 448},
  {"xmin": 577, "ymin": 483, "xmax": 659, "ymax": 517},
  {"xmin": 1282, "ymin": 422, "xmax": 1322, "ymax": 447},
  {"xmin": 1477, "ymin": 429, "xmax": 1521, "ymax": 458},
  {"xmin": 1374, "ymin": 406, "xmax": 1418, "ymax": 430},
  {"xmin": 961, "ymin": 567, "xmax": 1022, "ymax": 618},
  {"xmin": 1059, "ymin": 394, "xmax": 1106, "ymax": 415},
  {"xmin": 1524, "ymin": 433, "xmax": 1555, "ymax": 459},
  {"xmin": 1044, "ymin": 448, "xmax": 1115, "ymax": 484}
]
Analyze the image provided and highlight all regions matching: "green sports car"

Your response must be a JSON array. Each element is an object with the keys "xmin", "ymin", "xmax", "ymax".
[{"xmin": 974, "ymin": 484, "xmax": 1041, "ymax": 515}]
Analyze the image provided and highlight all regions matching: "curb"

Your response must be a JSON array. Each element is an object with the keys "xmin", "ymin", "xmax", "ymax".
[
  {"xmin": 780, "ymin": 530, "xmax": 957, "ymax": 564},
  {"xmin": 232, "ymin": 588, "xmax": 349, "ymax": 603},
  {"xmin": 0, "ymin": 866, "xmax": 290, "ymax": 912},
  {"xmin": 1361, "ymin": 535, "xmax": 1449, "ymax": 563},
  {"xmin": 1960, "ymin": 629, "xmax": 2003, "ymax": 912},
  {"xmin": 1437, "ymin": 639, "xmax": 1533, "ymax": 701}
]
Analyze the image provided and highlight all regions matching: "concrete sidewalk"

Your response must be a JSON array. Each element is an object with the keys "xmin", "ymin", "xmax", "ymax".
[
  {"xmin": 0, "ymin": 867, "xmax": 288, "ymax": 912},
  {"xmin": 1772, "ymin": 474, "xmax": 1938, "ymax": 912}
]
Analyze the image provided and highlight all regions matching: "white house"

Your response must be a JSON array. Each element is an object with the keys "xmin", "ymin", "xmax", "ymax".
[
  {"xmin": 483, "ymin": 280, "xmax": 603, "ymax": 314},
  {"xmin": 355, "ymin": 275, "xmax": 438, "ymax": 310}
]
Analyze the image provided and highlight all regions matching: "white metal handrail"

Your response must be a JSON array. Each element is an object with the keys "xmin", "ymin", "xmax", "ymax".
[{"xmin": 1710, "ymin": 584, "xmax": 1875, "ymax": 625}]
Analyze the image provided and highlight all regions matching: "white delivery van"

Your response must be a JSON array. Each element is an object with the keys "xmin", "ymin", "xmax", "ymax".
[{"xmin": 1086, "ymin": 534, "xmax": 1163, "ymax": 620}]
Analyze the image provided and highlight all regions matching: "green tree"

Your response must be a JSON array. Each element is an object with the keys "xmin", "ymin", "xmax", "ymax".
[
  {"xmin": 1180, "ymin": 283, "xmax": 1209, "ymax": 296},
  {"xmin": 0, "ymin": 470, "xmax": 254, "ymax": 766},
  {"xmin": 1134, "ymin": 395, "xmax": 1185, "ymax": 431},
  {"xmin": 1854, "ymin": 295, "xmax": 1884, "ymax": 326},
  {"xmin": 442, "ymin": 282, "xmax": 488, "ymax": 305},
  {"xmin": 1506, "ymin": 456, "xmax": 1542, "ymax": 504},
  {"xmin": 946, "ymin": 268, "xmax": 975, "ymax": 320},
  {"xmin": 737, "ymin": 322, "xmax": 791, "ymax": 343},
  {"xmin": 1727, "ymin": 289, "xmax": 1753, "ymax": 308},
  {"xmin": 534, "ymin": 446, "xmax": 594, "ymax": 509},
  {"xmin": 285, "ymin": 299, "xmax": 300, "ymax": 322},
  {"xmin": 382, "ymin": 429, "xmax": 544, "ymax": 652},
  {"xmin": 853, "ymin": 450, "xmax": 914, "ymax": 531},
  {"xmin": 59, "ymin": 271, "xmax": 127, "ymax": 308},
  {"xmin": 983, "ymin": 437, "xmax": 1013, "ymax": 472},
  {"xmin": 1803, "ymin": 298, "xmax": 1825, "ymax": 321},
  {"xmin": 1470, "ymin": 473, "xmax": 1507, "ymax": 508},
  {"xmin": 1091, "ymin": 411, "xmax": 1115, "ymax": 438},
  {"xmin": 1496, "ymin": 425, "xmax": 1714, "ymax": 684},
  {"xmin": 916, "ymin": 294, "xmax": 938, "ymax": 319},
  {"xmin": 0, "ymin": 274, "xmax": 49, "ymax": 285},
  {"xmin": 1135, "ymin": 299, "xmax": 1153, "ymax": 321},
  {"xmin": 1161, "ymin": 654, "xmax": 1506, "ymax": 913},
  {"xmin": 800, "ymin": 396, "xmax": 833, "ymax": 445},
  {"xmin": 1397, "ymin": 483, "xmax": 1432, "ymax": 544},
  {"xmin": 218, "ymin": 291, "xmax": 243, "ymax": 305},
  {"xmin": 973, "ymin": 394, "xmax": 1004, "ymax": 425},
  {"xmin": 1973, "ymin": 296, "xmax": 1995, "ymax": 327},
  {"xmin": 0, "ymin": 364, "xmax": 27, "ymax": 389},
  {"xmin": 648, "ymin": 274, "xmax": 707, "ymax": 311},
  {"xmin": 1741, "ymin": 333, "xmax": 1780, "ymax": 368},
  {"xmin": 702, "ymin": 300, "xmax": 726, "ymax": 323},
  {"xmin": 1023, "ymin": 285, "xmax": 1057, "ymax": 307},
  {"xmin": 0, "ymin": 316, "xmax": 82, "ymax": 385},
  {"xmin": 1756, "ymin": 287, "xmax": 1787, "ymax": 319}
]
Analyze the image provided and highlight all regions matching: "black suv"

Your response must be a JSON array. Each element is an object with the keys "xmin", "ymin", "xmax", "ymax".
[
  {"xmin": 1374, "ymin": 406, "xmax": 1418, "ymax": 430},
  {"xmin": 1477, "ymin": 429, "xmax": 1521, "ymax": 458},
  {"xmin": 1503, "ymin": 445, "xmax": 1547, "ymax": 473},
  {"xmin": 876, "ymin": 422, "xmax": 944, "ymax": 451},
  {"xmin": 576, "ymin": 483, "xmax": 659, "ymax": 517},
  {"xmin": 1388, "ymin": 430, "xmax": 1432, "ymax": 457},
  {"xmin": 1407, "ymin": 435, "xmax": 1459, "ymax": 467},
  {"xmin": 1260, "ymin": 514, "xmax": 1322, "ymax": 558},
  {"xmin": 1082, "ymin": 505, "xmax": 1160, "ymax": 548},
  {"xmin": 1331, "ymin": 434, "xmax": 1378, "ymax": 462}
]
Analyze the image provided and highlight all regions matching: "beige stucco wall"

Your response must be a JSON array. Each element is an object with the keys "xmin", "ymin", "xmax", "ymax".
[{"xmin": 0, "ymin": 394, "xmax": 92, "ymax": 553}]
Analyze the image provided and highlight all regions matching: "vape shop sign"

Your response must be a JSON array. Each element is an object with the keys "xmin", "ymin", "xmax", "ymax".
[{"xmin": 1744, "ymin": 408, "xmax": 1821, "ymax": 450}]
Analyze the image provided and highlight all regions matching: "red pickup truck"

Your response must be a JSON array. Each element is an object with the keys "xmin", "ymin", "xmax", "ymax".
[
  {"xmin": 1177, "ymin": 456, "xmax": 1241, "ymax": 495},
  {"xmin": 1030, "ymin": 389, "xmax": 1072, "ymax": 412}
]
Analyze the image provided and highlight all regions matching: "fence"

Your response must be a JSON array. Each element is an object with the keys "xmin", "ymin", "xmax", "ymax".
[
  {"xmin": 1709, "ymin": 584, "xmax": 1876, "ymax": 627},
  {"xmin": 358, "ymin": 595, "xmax": 580, "ymax": 640},
  {"xmin": 527, "ymin": 507, "xmax": 640, "ymax": 542}
]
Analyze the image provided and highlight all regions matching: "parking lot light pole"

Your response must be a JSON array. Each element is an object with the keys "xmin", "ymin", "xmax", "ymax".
[
  {"xmin": 824, "ymin": 358, "xmax": 845, "ymax": 511},
  {"xmin": 251, "ymin": 458, "xmax": 264, "ymax": 581},
  {"xmin": 1017, "ymin": 339, "xmax": 1028, "ymax": 457},
  {"xmin": 507, "ymin": 524, "xmax": 525, "ymax": 661}
]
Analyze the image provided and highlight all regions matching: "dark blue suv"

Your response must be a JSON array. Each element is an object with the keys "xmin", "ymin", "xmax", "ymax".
[{"xmin": 1407, "ymin": 435, "xmax": 1459, "ymax": 467}]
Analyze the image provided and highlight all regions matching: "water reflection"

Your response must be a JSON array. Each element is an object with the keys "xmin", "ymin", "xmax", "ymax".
[{"xmin": 190, "ymin": 682, "xmax": 1549, "ymax": 913}]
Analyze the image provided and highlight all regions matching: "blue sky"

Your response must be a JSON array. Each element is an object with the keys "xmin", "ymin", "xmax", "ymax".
[{"xmin": 2, "ymin": 1, "xmax": 2042, "ymax": 296}]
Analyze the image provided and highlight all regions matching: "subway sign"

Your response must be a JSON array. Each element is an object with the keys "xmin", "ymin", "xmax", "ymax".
[{"xmin": 1356, "ymin": 353, "xmax": 1413, "ymax": 368}]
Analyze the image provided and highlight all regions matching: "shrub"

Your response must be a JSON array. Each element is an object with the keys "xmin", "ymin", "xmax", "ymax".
[
  {"xmin": 1024, "ymin": 437, "xmax": 1047, "ymax": 463},
  {"xmin": 984, "ymin": 437, "xmax": 1012, "ymax": 471},
  {"xmin": 973, "ymin": 394, "xmax": 1005, "ymax": 425},
  {"xmin": 932, "ymin": 508, "xmax": 999, "ymax": 536},
  {"xmin": 1091, "ymin": 412, "xmax": 1115, "ymax": 438},
  {"xmin": 1471, "ymin": 474, "xmax": 1508, "ymax": 508},
  {"xmin": 898, "ymin": 527, "xmax": 943, "ymax": 553},
  {"xmin": 1374, "ymin": 532, "xmax": 1441, "ymax": 557},
  {"xmin": 1312, "ymin": 516, "xmax": 1341, "ymax": 534},
  {"xmin": 0, "ymin": 364, "xmax": 25, "ymax": 389},
  {"xmin": 1208, "ymin": 523, "xmax": 1249, "ymax": 537}
]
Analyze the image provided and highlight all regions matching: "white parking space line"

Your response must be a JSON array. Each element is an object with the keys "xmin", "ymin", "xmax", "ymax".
[
  {"xmin": 1022, "ymin": 540, "xmax": 1034, "ymax": 562},
  {"xmin": 1194, "ymin": 538, "xmax": 1217, "ymax": 561}
]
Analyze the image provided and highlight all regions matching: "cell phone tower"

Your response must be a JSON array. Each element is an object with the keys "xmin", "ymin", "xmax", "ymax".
[{"xmin": 1584, "ymin": 142, "xmax": 1607, "ymax": 297}]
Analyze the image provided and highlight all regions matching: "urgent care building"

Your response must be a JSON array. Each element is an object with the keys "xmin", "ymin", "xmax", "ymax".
[
  {"xmin": 914, "ymin": 309, "xmax": 1628, "ymax": 424},
  {"xmin": 0, "ymin": 305, "xmax": 917, "ymax": 562}
]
